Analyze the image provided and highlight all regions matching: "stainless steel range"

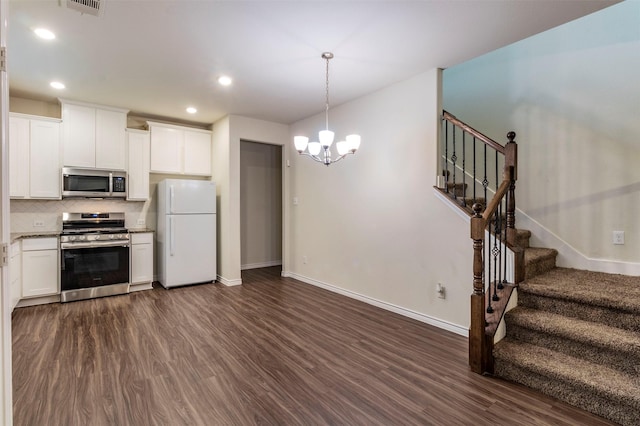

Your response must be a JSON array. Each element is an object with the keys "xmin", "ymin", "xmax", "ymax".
[{"xmin": 60, "ymin": 212, "xmax": 130, "ymax": 302}]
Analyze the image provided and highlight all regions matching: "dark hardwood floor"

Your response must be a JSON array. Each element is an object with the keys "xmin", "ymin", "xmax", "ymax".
[{"xmin": 12, "ymin": 267, "xmax": 614, "ymax": 425}]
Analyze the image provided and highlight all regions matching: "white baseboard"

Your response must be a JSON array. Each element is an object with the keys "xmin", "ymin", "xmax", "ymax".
[
  {"xmin": 435, "ymin": 185, "xmax": 640, "ymax": 276},
  {"xmin": 16, "ymin": 294, "xmax": 60, "ymax": 308},
  {"xmin": 241, "ymin": 260, "xmax": 282, "ymax": 270},
  {"xmin": 288, "ymin": 272, "xmax": 468, "ymax": 337},
  {"xmin": 217, "ymin": 275, "xmax": 242, "ymax": 286},
  {"xmin": 281, "ymin": 270, "xmax": 292, "ymax": 278},
  {"xmin": 130, "ymin": 282, "xmax": 153, "ymax": 292},
  {"xmin": 516, "ymin": 210, "xmax": 640, "ymax": 276}
]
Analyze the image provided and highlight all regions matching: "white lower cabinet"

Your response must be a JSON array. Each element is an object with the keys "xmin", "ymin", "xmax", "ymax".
[
  {"xmin": 131, "ymin": 233, "xmax": 153, "ymax": 287},
  {"xmin": 10, "ymin": 241, "xmax": 22, "ymax": 310},
  {"xmin": 21, "ymin": 237, "xmax": 59, "ymax": 298}
]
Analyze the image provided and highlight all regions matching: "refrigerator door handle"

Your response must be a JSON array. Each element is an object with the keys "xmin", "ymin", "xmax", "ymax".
[
  {"xmin": 170, "ymin": 216, "xmax": 175, "ymax": 256},
  {"xmin": 169, "ymin": 185, "xmax": 175, "ymax": 214}
]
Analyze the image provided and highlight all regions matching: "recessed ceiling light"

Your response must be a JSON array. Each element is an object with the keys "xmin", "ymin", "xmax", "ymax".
[
  {"xmin": 218, "ymin": 76, "xmax": 232, "ymax": 86},
  {"xmin": 186, "ymin": 107, "xmax": 197, "ymax": 114},
  {"xmin": 34, "ymin": 28, "xmax": 56, "ymax": 40},
  {"xmin": 50, "ymin": 81, "xmax": 65, "ymax": 90}
]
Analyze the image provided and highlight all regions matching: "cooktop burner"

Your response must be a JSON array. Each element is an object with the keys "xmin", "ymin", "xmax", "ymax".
[{"xmin": 62, "ymin": 212, "xmax": 127, "ymax": 234}]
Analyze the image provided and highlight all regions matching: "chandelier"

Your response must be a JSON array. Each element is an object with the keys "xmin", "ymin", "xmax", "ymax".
[{"xmin": 294, "ymin": 52, "xmax": 361, "ymax": 166}]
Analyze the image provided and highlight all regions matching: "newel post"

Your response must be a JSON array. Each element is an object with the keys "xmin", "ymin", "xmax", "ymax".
[
  {"xmin": 504, "ymin": 131, "xmax": 524, "ymax": 283},
  {"xmin": 504, "ymin": 131, "xmax": 518, "ymax": 246},
  {"xmin": 469, "ymin": 203, "xmax": 488, "ymax": 373}
]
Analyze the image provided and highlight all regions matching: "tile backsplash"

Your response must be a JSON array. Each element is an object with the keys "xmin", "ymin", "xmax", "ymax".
[{"xmin": 10, "ymin": 199, "xmax": 156, "ymax": 233}]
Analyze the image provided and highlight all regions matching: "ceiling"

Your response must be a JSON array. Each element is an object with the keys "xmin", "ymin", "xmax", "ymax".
[{"xmin": 8, "ymin": 0, "xmax": 618, "ymax": 126}]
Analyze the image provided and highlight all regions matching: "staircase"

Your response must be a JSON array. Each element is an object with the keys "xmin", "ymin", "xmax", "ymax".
[
  {"xmin": 493, "ymin": 231, "xmax": 640, "ymax": 426},
  {"xmin": 440, "ymin": 110, "xmax": 640, "ymax": 424}
]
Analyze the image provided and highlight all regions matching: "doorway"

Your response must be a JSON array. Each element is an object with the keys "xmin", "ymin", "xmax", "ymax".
[{"xmin": 240, "ymin": 140, "xmax": 283, "ymax": 274}]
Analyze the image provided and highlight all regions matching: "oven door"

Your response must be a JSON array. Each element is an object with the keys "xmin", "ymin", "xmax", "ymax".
[{"xmin": 60, "ymin": 241, "xmax": 130, "ymax": 292}]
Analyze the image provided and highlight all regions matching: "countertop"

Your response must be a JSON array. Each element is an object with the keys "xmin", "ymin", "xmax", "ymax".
[
  {"xmin": 11, "ymin": 229, "xmax": 154, "ymax": 243},
  {"xmin": 11, "ymin": 231, "xmax": 60, "ymax": 243}
]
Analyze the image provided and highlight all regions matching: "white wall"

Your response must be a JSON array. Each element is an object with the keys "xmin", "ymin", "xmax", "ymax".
[
  {"xmin": 443, "ymin": 1, "xmax": 640, "ymax": 273},
  {"xmin": 212, "ymin": 115, "xmax": 289, "ymax": 285},
  {"xmin": 288, "ymin": 69, "xmax": 471, "ymax": 333},
  {"xmin": 240, "ymin": 141, "xmax": 282, "ymax": 269}
]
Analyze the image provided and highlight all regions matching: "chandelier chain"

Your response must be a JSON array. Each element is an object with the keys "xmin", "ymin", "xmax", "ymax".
[{"xmin": 325, "ymin": 55, "xmax": 330, "ymax": 130}]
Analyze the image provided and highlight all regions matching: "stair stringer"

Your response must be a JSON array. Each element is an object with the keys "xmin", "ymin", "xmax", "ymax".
[{"xmin": 515, "ymin": 207, "xmax": 640, "ymax": 276}]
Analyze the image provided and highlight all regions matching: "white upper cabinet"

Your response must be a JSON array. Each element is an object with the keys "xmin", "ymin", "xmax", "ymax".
[
  {"xmin": 9, "ymin": 113, "xmax": 61, "ymax": 200},
  {"xmin": 60, "ymin": 99, "xmax": 128, "ymax": 170},
  {"xmin": 96, "ymin": 108, "xmax": 127, "ymax": 169},
  {"xmin": 184, "ymin": 129, "xmax": 212, "ymax": 176},
  {"xmin": 149, "ymin": 125, "xmax": 182, "ymax": 174},
  {"xmin": 61, "ymin": 102, "xmax": 95, "ymax": 168},
  {"xmin": 9, "ymin": 115, "xmax": 29, "ymax": 198},
  {"xmin": 30, "ymin": 120, "xmax": 62, "ymax": 198},
  {"xmin": 148, "ymin": 121, "xmax": 212, "ymax": 176},
  {"xmin": 126, "ymin": 129, "xmax": 150, "ymax": 201}
]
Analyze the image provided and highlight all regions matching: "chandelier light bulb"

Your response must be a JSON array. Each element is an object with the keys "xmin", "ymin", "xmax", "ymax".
[
  {"xmin": 336, "ymin": 141, "xmax": 349, "ymax": 156},
  {"xmin": 319, "ymin": 130, "xmax": 334, "ymax": 148},
  {"xmin": 346, "ymin": 134, "xmax": 361, "ymax": 152},
  {"xmin": 294, "ymin": 136, "xmax": 309, "ymax": 153},
  {"xmin": 292, "ymin": 52, "xmax": 361, "ymax": 166},
  {"xmin": 308, "ymin": 142, "xmax": 322, "ymax": 156}
]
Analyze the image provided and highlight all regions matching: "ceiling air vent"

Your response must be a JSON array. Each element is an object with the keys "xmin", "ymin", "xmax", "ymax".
[{"xmin": 66, "ymin": 0, "xmax": 103, "ymax": 17}]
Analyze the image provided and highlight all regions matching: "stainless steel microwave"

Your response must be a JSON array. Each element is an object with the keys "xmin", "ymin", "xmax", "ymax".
[{"xmin": 62, "ymin": 167, "xmax": 127, "ymax": 198}]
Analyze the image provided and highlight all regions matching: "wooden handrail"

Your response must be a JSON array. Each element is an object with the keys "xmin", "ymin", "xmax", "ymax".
[
  {"xmin": 481, "ymin": 167, "xmax": 513, "ymax": 224},
  {"xmin": 443, "ymin": 110, "xmax": 505, "ymax": 154},
  {"xmin": 440, "ymin": 111, "xmax": 520, "ymax": 376}
]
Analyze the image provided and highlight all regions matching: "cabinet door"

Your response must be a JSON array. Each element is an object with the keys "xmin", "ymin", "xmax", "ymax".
[
  {"xmin": 183, "ymin": 130, "xmax": 212, "ymax": 176},
  {"xmin": 9, "ymin": 116, "xmax": 29, "ymax": 198},
  {"xmin": 150, "ymin": 126, "xmax": 183, "ymax": 174},
  {"xmin": 96, "ymin": 109, "xmax": 127, "ymax": 170},
  {"xmin": 131, "ymin": 239, "xmax": 153, "ymax": 284},
  {"xmin": 10, "ymin": 242, "xmax": 21, "ymax": 309},
  {"xmin": 62, "ymin": 103, "xmax": 96, "ymax": 168},
  {"xmin": 127, "ymin": 130, "xmax": 150, "ymax": 201},
  {"xmin": 22, "ymin": 249, "xmax": 58, "ymax": 298},
  {"xmin": 30, "ymin": 120, "xmax": 61, "ymax": 199}
]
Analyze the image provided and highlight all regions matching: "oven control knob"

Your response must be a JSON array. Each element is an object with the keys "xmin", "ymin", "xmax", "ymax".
[
  {"xmin": 69, "ymin": 236, "xmax": 76, "ymax": 242},
  {"xmin": 109, "ymin": 235, "xmax": 115, "ymax": 240},
  {"xmin": 79, "ymin": 235, "xmax": 86, "ymax": 241},
  {"xmin": 94, "ymin": 235, "xmax": 101, "ymax": 240}
]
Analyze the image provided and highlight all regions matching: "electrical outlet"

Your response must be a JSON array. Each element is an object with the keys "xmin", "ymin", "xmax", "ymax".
[
  {"xmin": 33, "ymin": 220, "xmax": 45, "ymax": 227},
  {"xmin": 437, "ymin": 283, "xmax": 446, "ymax": 299},
  {"xmin": 137, "ymin": 219, "xmax": 145, "ymax": 226},
  {"xmin": 613, "ymin": 231, "xmax": 625, "ymax": 245}
]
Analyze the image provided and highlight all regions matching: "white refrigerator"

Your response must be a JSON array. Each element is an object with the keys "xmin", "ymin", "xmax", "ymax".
[{"xmin": 157, "ymin": 179, "xmax": 217, "ymax": 288}]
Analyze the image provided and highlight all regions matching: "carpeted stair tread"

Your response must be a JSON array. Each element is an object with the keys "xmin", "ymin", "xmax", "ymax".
[
  {"xmin": 523, "ymin": 247, "xmax": 557, "ymax": 279},
  {"xmin": 507, "ymin": 306, "xmax": 640, "ymax": 351},
  {"xmin": 524, "ymin": 247, "xmax": 557, "ymax": 263},
  {"xmin": 520, "ymin": 268, "xmax": 640, "ymax": 314},
  {"xmin": 505, "ymin": 307, "xmax": 640, "ymax": 375},
  {"xmin": 494, "ymin": 340, "xmax": 640, "ymax": 406}
]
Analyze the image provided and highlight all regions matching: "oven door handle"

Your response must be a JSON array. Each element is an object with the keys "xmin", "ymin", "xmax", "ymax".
[{"xmin": 61, "ymin": 241, "xmax": 130, "ymax": 250}]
